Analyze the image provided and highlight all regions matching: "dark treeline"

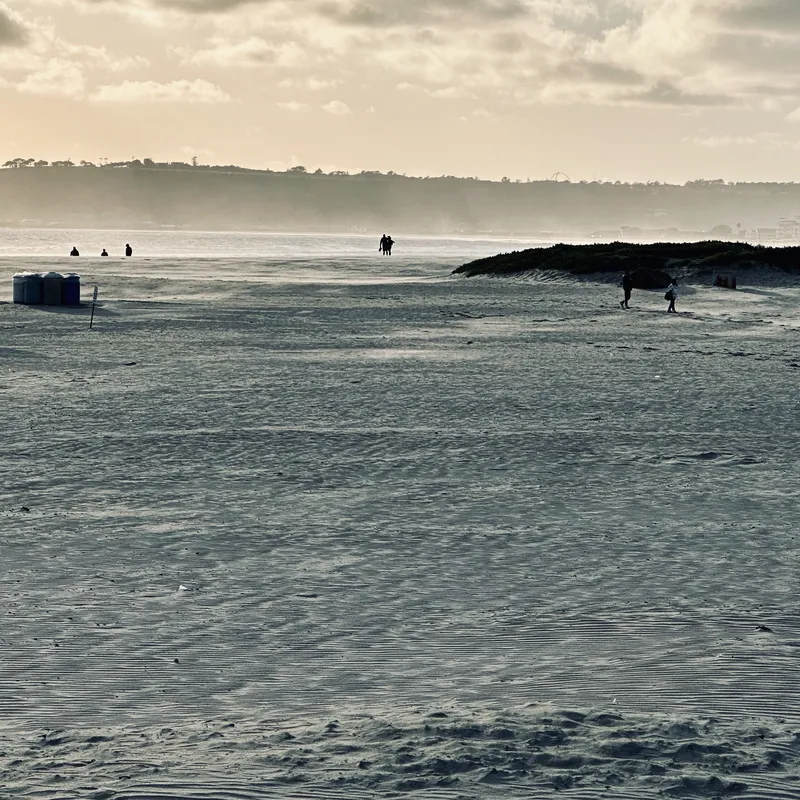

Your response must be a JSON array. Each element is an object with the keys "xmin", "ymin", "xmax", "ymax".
[{"xmin": 2, "ymin": 160, "xmax": 800, "ymax": 234}]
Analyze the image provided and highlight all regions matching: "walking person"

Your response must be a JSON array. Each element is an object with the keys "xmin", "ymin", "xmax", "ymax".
[
  {"xmin": 665, "ymin": 278, "xmax": 679, "ymax": 313},
  {"xmin": 379, "ymin": 234, "xmax": 388, "ymax": 254},
  {"xmin": 385, "ymin": 235, "xmax": 394, "ymax": 255},
  {"xmin": 620, "ymin": 269, "xmax": 633, "ymax": 309}
]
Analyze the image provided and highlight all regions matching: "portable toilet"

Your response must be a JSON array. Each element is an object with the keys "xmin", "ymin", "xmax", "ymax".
[
  {"xmin": 42, "ymin": 272, "xmax": 64, "ymax": 306},
  {"xmin": 12, "ymin": 273, "xmax": 26, "ymax": 303},
  {"xmin": 62, "ymin": 273, "xmax": 81, "ymax": 305},
  {"xmin": 22, "ymin": 273, "xmax": 43, "ymax": 305}
]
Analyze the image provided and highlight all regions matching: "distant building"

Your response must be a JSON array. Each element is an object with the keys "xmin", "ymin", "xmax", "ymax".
[
  {"xmin": 776, "ymin": 217, "xmax": 800, "ymax": 242},
  {"xmin": 756, "ymin": 227, "xmax": 777, "ymax": 244}
]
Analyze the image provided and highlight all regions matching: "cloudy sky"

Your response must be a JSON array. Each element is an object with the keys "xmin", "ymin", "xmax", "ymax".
[{"xmin": 1, "ymin": 0, "xmax": 800, "ymax": 182}]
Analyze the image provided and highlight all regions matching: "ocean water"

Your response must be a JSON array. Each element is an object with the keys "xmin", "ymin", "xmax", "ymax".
[{"xmin": 0, "ymin": 227, "xmax": 551, "ymax": 260}]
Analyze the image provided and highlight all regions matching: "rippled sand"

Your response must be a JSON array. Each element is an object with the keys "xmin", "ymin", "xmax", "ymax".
[{"xmin": 1, "ymin": 256, "xmax": 799, "ymax": 798}]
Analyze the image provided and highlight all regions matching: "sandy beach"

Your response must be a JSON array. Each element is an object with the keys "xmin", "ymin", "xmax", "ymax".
[{"xmin": 1, "ymin": 252, "xmax": 799, "ymax": 799}]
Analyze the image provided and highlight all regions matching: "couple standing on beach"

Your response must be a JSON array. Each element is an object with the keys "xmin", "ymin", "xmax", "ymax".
[
  {"xmin": 621, "ymin": 270, "xmax": 680, "ymax": 312},
  {"xmin": 379, "ymin": 234, "xmax": 394, "ymax": 255}
]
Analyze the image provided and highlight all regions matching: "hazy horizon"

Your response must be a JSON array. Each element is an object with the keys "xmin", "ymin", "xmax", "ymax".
[{"xmin": 3, "ymin": 0, "xmax": 800, "ymax": 184}]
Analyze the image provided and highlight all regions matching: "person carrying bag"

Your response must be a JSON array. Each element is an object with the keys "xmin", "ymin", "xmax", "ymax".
[{"xmin": 665, "ymin": 279, "xmax": 679, "ymax": 313}]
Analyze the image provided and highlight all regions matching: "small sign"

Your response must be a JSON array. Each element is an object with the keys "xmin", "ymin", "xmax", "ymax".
[{"xmin": 92, "ymin": 286, "xmax": 99, "ymax": 302}]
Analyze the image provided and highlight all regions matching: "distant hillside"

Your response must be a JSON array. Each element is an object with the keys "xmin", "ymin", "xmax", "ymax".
[
  {"xmin": 454, "ymin": 241, "xmax": 800, "ymax": 278},
  {"xmin": 3, "ymin": 163, "xmax": 800, "ymax": 234}
]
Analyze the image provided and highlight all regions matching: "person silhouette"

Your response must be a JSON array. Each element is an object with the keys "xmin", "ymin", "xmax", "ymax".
[
  {"xmin": 621, "ymin": 269, "xmax": 633, "ymax": 309},
  {"xmin": 100, "ymin": 248, "xmax": 109, "ymax": 257},
  {"xmin": 125, "ymin": 243, "xmax": 133, "ymax": 257},
  {"xmin": 666, "ymin": 278, "xmax": 679, "ymax": 313},
  {"xmin": 70, "ymin": 246, "xmax": 80, "ymax": 256},
  {"xmin": 379, "ymin": 234, "xmax": 388, "ymax": 254},
  {"xmin": 385, "ymin": 235, "xmax": 394, "ymax": 255}
]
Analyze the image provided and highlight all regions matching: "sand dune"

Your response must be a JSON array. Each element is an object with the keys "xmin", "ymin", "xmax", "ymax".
[{"xmin": 1, "ymin": 256, "xmax": 798, "ymax": 798}]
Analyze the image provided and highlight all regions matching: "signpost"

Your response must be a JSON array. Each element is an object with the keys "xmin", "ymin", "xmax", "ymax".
[{"xmin": 89, "ymin": 285, "xmax": 99, "ymax": 330}]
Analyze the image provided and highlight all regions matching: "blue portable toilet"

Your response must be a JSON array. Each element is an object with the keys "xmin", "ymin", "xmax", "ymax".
[
  {"xmin": 12, "ymin": 273, "xmax": 26, "ymax": 303},
  {"xmin": 42, "ymin": 272, "xmax": 64, "ymax": 306},
  {"xmin": 22, "ymin": 273, "xmax": 43, "ymax": 305},
  {"xmin": 62, "ymin": 273, "xmax": 81, "ymax": 305}
]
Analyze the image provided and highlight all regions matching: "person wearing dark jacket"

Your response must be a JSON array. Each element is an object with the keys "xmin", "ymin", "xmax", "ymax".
[
  {"xmin": 621, "ymin": 270, "xmax": 633, "ymax": 309},
  {"xmin": 70, "ymin": 247, "xmax": 79, "ymax": 256},
  {"xmin": 666, "ymin": 278, "xmax": 679, "ymax": 313}
]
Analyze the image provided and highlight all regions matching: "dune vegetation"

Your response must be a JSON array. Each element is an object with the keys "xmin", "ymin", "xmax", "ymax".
[{"xmin": 454, "ymin": 241, "xmax": 800, "ymax": 279}]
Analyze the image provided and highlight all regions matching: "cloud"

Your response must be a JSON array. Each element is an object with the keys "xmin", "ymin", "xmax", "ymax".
[
  {"xmin": 317, "ymin": 0, "xmax": 528, "ymax": 27},
  {"xmin": 277, "ymin": 100, "xmax": 309, "ymax": 111},
  {"xmin": 81, "ymin": 0, "xmax": 273, "ymax": 13},
  {"xmin": 178, "ymin": 37, "xmax": 309, "ymax": 67},
  {"xmin": 396, "ymin": 82, "xmax": 476, "ymax": 99},
  {"xmin": 18, "ymin": 59, "xmax": 86, "ymax": 97},
  {"xmin": 717, "ymin": 0, "xmax": 800, "ymax": 34},
  {"xmin": 687, "ymin": 134, "xmax": 758, "ymax": 147},
  {"xmin": 91, "ymin": 78, "xmax": 233, "ymax": 103},
  {"xmin": 58, "ymin": 41, "xmax": 151, "ymax": 72},
  {"xmin": 551, "ymin": 59, "xmax": 644, "ymax": 88},
  {"xmin": 322, "ymin": 99, "xmax": 351, "ymax": 114},
  {"xmin": 684, "ymin": 132, "xmax": 800, "ymax": 149},
  {"xmin": 0, "ymin": 11, "xmax": 149, "ymax": 88},
  {"xmin": 44, "ymin": 0, "xmax": 800, "ymax": 117},
  {"xmin": 279, "ymin": 75, "xmax": 342, "ymax": 91},
  {"xmin": 429, "ymin": 86, "xmax": 475, "ymax": 99},
  {"xmin": 621, "ymin": 81, "xmax": 732, "ymax": 107},
  {"xmin": 0, "ymin": 3, "xmax": 30, "ymax": 47},
  {"xmin": 85, "ymin": 0, "xmax": 531, "ymax": 22}
]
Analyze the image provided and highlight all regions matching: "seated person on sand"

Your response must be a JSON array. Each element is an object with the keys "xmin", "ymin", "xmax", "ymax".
[
  {"xmin": 70, "ymin": 247, "xmax": 80, "ymax": 256},
  {"xmin": 101, "ymin": 249, "xmax": 109, "ymax": 257},
  {"xmin": 125, "ymin": 243, "xmax": 133, "ymax": 257}
]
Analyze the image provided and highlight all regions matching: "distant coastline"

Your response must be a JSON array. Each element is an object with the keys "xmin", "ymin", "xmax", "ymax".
[{"xmin": 4, "ymin": 163, "xmax": 800, "ymax": 237}]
